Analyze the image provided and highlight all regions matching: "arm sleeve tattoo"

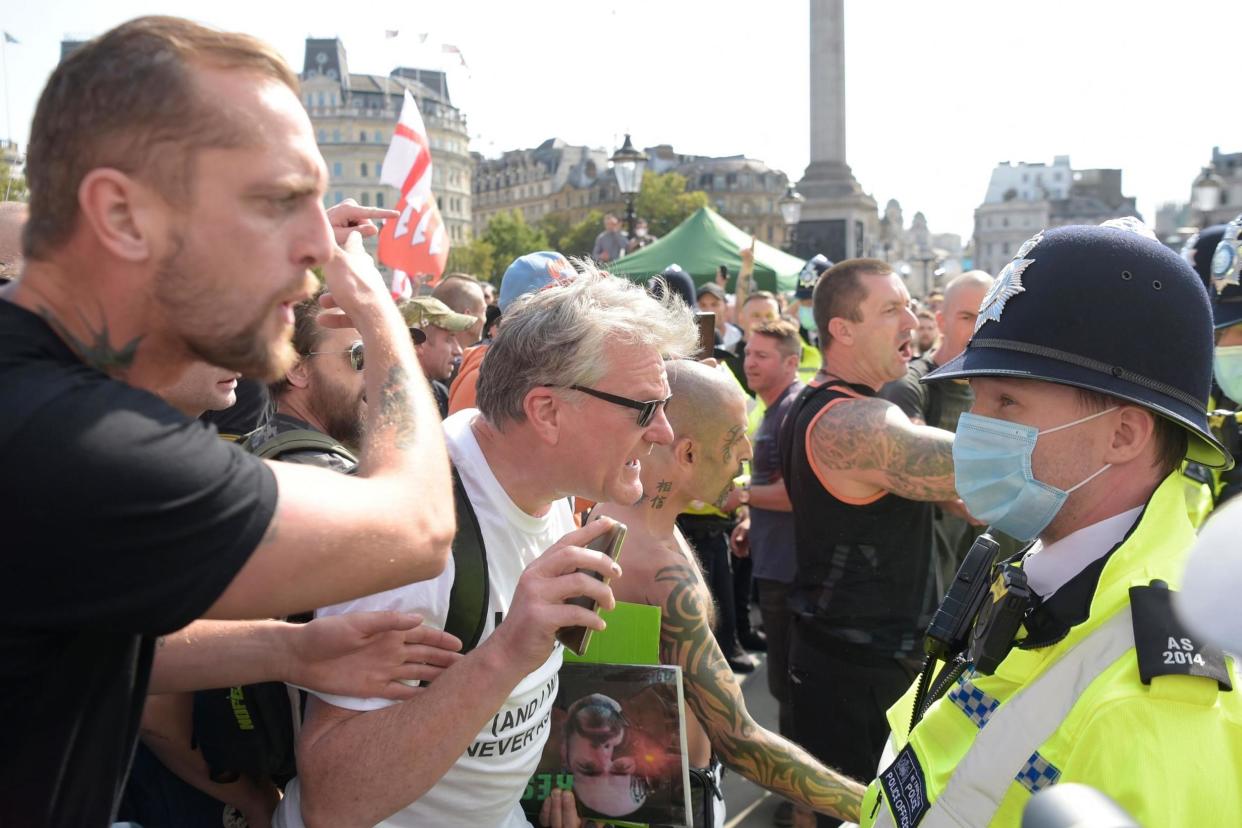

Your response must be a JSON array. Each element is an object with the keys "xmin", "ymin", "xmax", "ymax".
[
  {"xmin": 655, "ymin": 564, "xmax": 864, "ymax": 821},
  {"xmin": 811, "ymin": 396, "xmax": 956, "ymax": 502}
]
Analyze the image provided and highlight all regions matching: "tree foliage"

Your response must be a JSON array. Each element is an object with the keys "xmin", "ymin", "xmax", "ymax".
[
  {"xmin": 477, "ymin": 210, "xmax": 549, "ymax": 282},
  {"xmin": 540, "ymin": 209, "xmax": 604, "ymax": 259},
  {"xmin": 0, "ymin": 158, "xmax": 28, "ymax": 202},
  {"xmin": 444, "ymin": 237, "xmax": 496, "ymax": 283},
  {"xmin": 635, "ymin": 172, "xmax": 708, "ymax": 238}
]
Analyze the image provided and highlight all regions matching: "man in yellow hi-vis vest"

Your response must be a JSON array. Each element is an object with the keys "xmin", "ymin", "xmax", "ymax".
[{"xmin": 862, "ymin": 224, "xmax": 1242, "ymax": 827}]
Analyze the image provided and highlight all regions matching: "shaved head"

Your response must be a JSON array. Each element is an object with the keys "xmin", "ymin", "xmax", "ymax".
[
  {"xmin": 942, "ymin": 269, "xmax": 993, "ymax": 310},
  {"xmin": 666, "ymin": 360, "xmax": 746, "ymax": 446}
]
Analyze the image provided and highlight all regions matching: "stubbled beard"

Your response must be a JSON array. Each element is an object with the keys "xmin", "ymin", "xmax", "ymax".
[
  {"xmin": 310, "ymin": 370, "xmax": 365, "ymax": 449},
  {"xmin": 154, "ymin": 231, "xmax": 313, "ymax": 381}
]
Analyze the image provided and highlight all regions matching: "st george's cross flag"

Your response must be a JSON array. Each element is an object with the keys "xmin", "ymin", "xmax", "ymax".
[{"xmin": 378, "ymin": 89, "xmax": 449, "ymax": 293}]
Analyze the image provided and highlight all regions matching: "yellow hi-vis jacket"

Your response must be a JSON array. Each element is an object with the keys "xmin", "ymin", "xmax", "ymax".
[{"xmin": 861, "ymin": 472, "xmax": 1242, "ymax": 828}]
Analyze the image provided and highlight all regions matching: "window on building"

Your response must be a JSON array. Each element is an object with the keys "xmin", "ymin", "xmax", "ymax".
[
  {"xmin": 1002, "ymin": 217, "xmax": 1009, "ymax": 227},
  {"xmin": 332, "ymin": 162, "xmax": 343, "ymax": 177},
  {"xmin": 374, "ymin": 130, "xmax": 382, "ymax": 143},
  {"xmin": 377, "ymin": 163, "xmax": 382, "ymax": 178},
  {"xmin": 317, "ymin": 92, "xmax": 325, "ymax": 107},
  {"xmin": 361, "ymin": 162, "xmax": 369, "ymax": 178},
  {"xmin": 376, "ymin": 192, "xmax": 384, "ymax": 209},
  {"xmin": 318, "ymin": 129, "xmax": 327, "ymax": 143},
  {"xmin": 334, "ymin": 190, "xmax": 343, "ymax": 205},
  {"xmin": 332, "ymin": 129, "xmax": 341, "ymax": 143},
  {"xmin": 360, "ymin": 131, "xmax": 367, "ymax": 143}
]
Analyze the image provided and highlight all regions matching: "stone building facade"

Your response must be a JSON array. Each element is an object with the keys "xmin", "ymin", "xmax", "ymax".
[{"xmin": 300, "ymin": 38, "xmax": 473, "ymax": 245}]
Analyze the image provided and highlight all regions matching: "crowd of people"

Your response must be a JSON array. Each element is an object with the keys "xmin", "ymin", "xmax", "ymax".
[{"xmin": 4, "ymin": 15, "xmax": 1242, "ymax": 828}]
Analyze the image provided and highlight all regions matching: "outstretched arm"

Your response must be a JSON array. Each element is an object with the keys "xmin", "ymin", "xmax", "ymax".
[
  {"xmin": 810, "ymin": 396, "xmax": 957, "ymax": 502},
  {"xmin": 654, "ymin": 562, "xmax": 864, "ymax": 822}
]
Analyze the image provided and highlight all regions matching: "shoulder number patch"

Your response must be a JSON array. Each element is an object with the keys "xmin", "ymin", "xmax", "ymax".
[
  {"xmin": 878, "ymin": 743, "xmax": 930, "ymax": 828},
  {"xmin": 1130, "ymin": 583, "xmax": 1232, "ymax": 690}
]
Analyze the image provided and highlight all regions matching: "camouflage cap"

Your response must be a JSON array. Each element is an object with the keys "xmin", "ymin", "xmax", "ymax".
[{"xmin": 400, "ymin": 296, "xmax": 478, "ymax": 333}]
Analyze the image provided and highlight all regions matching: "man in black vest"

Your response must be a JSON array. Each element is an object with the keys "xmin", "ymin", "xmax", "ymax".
[
  {"xmin": 880, "ymin": 270, "xmax": 995, "ymax": 595},
  {"xmin": 779, "ymin": 258, "xmax": 963, "ymax": 827}
]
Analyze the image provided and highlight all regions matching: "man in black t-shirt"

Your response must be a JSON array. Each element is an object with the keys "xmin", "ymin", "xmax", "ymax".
[{"xmin": 0, "ymin": 18, "xmax": 467, "ymax": 826}]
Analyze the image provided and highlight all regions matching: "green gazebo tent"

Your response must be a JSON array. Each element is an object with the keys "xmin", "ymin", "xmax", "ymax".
[{"xmin": 607, "ymin": 207, "xmax": 806, "ymax": 293}]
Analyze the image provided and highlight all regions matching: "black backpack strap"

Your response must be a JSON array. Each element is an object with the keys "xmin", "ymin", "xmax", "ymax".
[
  {"xmin": 444, "ymin": 467, "xmax": 490, "ymax": 654},
  {"xmin": 248, "ymin": 428, "xmax": 359, "ymax": 465}
]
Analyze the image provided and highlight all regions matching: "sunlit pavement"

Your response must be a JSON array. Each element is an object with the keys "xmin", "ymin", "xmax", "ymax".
[{"xmin": 720, "ymin": 653, "xmax": 792, "ymax": 828}]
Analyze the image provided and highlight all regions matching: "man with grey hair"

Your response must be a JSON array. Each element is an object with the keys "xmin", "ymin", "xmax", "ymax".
[
  {"xmin": 881, "ymin": 269, "xmax": 995, "ymax": 590},
  {"xmin": 281, "ymin": 263, "xmax": 699, "ymax": 828}
]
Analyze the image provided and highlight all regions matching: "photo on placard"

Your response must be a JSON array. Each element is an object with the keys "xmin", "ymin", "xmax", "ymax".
[{"xmin": 521, "ymin": 663, "xmax": 691, "ymax": 827}]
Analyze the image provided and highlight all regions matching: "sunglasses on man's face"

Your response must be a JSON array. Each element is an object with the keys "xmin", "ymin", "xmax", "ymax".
[
  {"xmin": 547, "ymin": 384, "xmax": 672, "ymax": 428},
  {"xmin": 307, "ymin": 341, "xmax": 365, "ymax": 372}
]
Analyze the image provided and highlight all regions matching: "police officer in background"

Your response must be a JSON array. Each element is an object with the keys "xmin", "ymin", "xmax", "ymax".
[
  {"xmin": 862, "ymin": 225, "xmax": 1242, "ymax": 827},
  {"xmin": 1194, "ymin": 217, "xmax": 1242, "ymax": 510}
]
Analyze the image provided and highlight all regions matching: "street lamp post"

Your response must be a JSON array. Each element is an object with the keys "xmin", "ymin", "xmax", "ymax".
[
  {"xmin": 1192, "ymin": 164, "xmax": 1225, "ymax": 226},
  {"xmin": 913, "ymin": 251, "xmax": 937, "ymax": 299},
  {"xmin": 611, "ymin": 134, "xmax": 648, "ymax": 239},
  {"xmin": 779, "ymin": 185, "xmax": 805, "ymax": 254}
]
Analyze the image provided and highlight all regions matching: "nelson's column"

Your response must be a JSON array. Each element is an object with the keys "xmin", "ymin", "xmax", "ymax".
[{"xmin": 795, "ymin": 0, "xmax": 878, "ymax": 262}]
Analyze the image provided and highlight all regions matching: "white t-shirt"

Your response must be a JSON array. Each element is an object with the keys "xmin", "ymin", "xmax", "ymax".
[{"xmin": 277, "ymin": 409, "xmax": 574, "ymax": 828}]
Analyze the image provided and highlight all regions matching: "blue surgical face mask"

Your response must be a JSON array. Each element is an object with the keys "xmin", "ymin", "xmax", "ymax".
[
  {"xmin": 1214, "ymin": 346, "xmax": 1242, "ymax": 404},
  {"xmin": 952, "ymin": 407, "xmax": 1116, "ymax": 542},
  {"xmin": 798, "ymin": 306, "xmax": 816, "ymax": 332}
]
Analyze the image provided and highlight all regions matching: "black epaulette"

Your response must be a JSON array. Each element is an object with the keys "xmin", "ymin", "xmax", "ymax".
[{"xmin": 1129, "ymin": 580, "xmax": 1232, "ymax": 690}]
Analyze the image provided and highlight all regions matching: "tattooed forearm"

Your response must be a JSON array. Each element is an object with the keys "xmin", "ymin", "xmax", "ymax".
[
  {"xmin": 654, "ymin": 565, "xmax": 864, "ymax": 821},
  {"xmin": 374, "ymin": 365, "xmax": 418, "ymax": 450},
  {"xmin": 811, "ymin": 397, "xmax": 956, "ymax": 502},
  {"xmin": 39, "ymin": 308, "xmax": 142, "ymax": 376}
]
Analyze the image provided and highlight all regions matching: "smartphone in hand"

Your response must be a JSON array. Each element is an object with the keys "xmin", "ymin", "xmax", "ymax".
[
  {"xmin": 556, "ymin": 521, "xmax": 627, "ymax": 656},
  {"xmin": 695, "ymin": 311, "xmax": 716, "ymax": 359}
]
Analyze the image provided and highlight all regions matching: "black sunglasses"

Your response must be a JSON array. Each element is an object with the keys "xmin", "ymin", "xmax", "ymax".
[
  {"xmin": 307, "ymin": 341, "xmax": 364, "ymax": 372},
  {"xmin": 550, "ymin": 384, "xmax": 672, "ymax": 428}
]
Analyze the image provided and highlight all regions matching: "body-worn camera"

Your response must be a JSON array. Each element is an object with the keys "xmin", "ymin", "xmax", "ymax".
[
  {"xmin": 924, "ymin": 534, "xmax": 1001, "ymax": 660},
  {"xmin": 968, "ymin": 564, "xmax": 1032, "ymax": 675}
]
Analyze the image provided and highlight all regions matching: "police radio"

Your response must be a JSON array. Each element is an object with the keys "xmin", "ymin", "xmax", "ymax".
[{"xmin": 968, "ymin": 563, "xmax": 1031, "ymax": 675}]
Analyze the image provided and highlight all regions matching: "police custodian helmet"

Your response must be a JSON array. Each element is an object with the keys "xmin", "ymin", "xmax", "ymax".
[
  {"xmin": 926, "ymin": 224, "xmax": 1232, "ymax": 470},
  {"xmin": 1210, "ymin": 214, "xmax": 1242, "ymax": 330}
]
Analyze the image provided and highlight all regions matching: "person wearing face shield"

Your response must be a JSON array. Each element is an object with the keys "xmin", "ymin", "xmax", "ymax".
[{"xmin": 859, "ymin": 225, "xmax": 1242, "ymax": 828}]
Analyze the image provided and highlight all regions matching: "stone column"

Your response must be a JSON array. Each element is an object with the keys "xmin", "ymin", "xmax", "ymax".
[
  {"xmin": 796, "ymin": 0, "xmax": 877, "ymax": 260},
  {"xmin": 809, "ymin": 0, "xmax": 846, "ymax": 166}
]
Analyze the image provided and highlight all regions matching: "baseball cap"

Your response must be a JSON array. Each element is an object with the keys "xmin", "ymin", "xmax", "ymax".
[
  {"xmin": 400, "ymin": 297, "xmax": 478, "ymax": 340},
  {"xmin": 498, "ymin": 251, "xmax": 576, "ymax": 312},
  {"xmin": 696, "ymin": 282, "xmax": 726, "ymax": 302}
]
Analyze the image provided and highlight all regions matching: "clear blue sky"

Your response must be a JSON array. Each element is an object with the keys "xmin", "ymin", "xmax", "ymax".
[{"xmin": 1, "ymin": 1, "xmax": 1238, "ymax": 240}]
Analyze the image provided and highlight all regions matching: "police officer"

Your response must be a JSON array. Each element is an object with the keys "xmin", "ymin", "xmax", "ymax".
[
  {"xmin": 862, "ymin": 224, "xmax": 1242, "ymax": 827},
  {"xmin": 1203, "ymin": 216, "xmax": 1242, "ymax": 508}
]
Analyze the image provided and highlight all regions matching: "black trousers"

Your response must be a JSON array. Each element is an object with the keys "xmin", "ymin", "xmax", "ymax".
[
  {"xmin": 755, "ymin": 578, "xmax": 794, "ymax": 737},
  {"xmin": 732, "ymin": 552, "xmax": 756, "ymax": 640},
  {"xmin": 677, "ymin": 515, "xmax": 743, "ymax": 657},
  {"xmin": 788, "ymin": 621, "xmax": 920, "ymax": 828}
]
